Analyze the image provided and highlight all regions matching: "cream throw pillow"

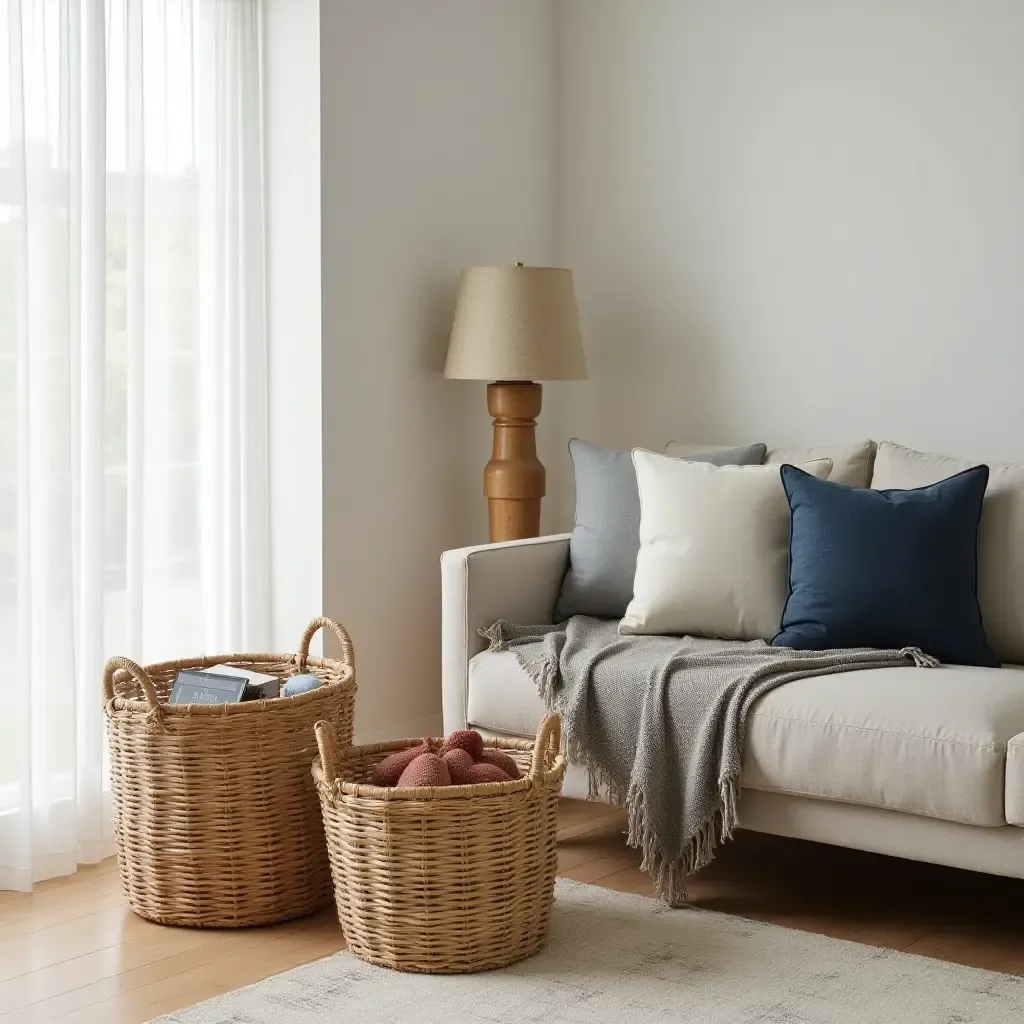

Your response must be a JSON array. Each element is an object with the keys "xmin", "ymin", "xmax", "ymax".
[{"xmin": 620, "ymin": 453, "xmax": 833, "ymax": 641}]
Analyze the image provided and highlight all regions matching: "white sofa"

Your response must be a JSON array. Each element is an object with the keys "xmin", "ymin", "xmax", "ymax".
[{"xmin": 441, "ymin": 445, "xmax": 1024, "ymax": 881}]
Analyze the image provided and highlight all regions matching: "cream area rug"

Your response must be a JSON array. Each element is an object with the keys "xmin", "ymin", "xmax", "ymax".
[{"xmin": 155, "ymin": 879, "xmax": 1023, "ymax": 1023}]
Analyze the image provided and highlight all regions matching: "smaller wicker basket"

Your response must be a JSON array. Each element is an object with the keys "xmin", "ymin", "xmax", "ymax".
[
  {"xmin": 103, "ymin": 617, "xmax": 356, "ymax": 929},
  {"xmin": 314, "ymin": 714, "xmax": 565, "ymax": 974}
]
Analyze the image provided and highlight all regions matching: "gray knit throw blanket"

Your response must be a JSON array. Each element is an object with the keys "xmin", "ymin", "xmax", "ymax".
[{"xmin": 481, "ymin": 616, "xmax": 938, "ymax": 905}]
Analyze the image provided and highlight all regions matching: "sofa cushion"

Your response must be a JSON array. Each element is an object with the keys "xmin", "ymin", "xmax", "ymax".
[
  {"xmin": 466, "ymin": 649, "xmax": 1024, "ymax": 826},
  {"xmin": 870, "ymin": 441, "xmax": 1024, "ymax": 665},
  {"xmin": 1007, "ymin": 734, "xmax": 1024, "ymax": 827},
  {"xmin": 773, "ymin": 463, "xmax": 997, "ymax": 667},
  {"xmin": 555, "ymin": 439, "xmax": 766, "ymax": 620},
  {"xmin": 620, "ymin": 453, "xmax": 832, "ymax": 640},
  {"xmin": 666, "ymin": 440, "xmax": 875, "ymax": 487},
  {"xmin": 467, "ymin": 650, "xmax": 547, "ymax": 738},
  {"xmin": 743, "ymin": 663, "xmax": 1024, "ymax": 826},
  {"xmin": 765, "ymin": 441, "xmax": 876, "ymax": 488}
]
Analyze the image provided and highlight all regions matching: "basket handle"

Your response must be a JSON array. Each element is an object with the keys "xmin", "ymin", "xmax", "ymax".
[
  {"xmin": 298, "ymin": 616, "xmax": 355, "ymax": 671},
  {"xmin": 530, "ymin": 713, "xmax": 561, "ymax": 779},
  {"xmin": 314, "ymin": 719, "xmax": 339, "ymax": 782},
  {"xmin": 102, "ymin": 656, "xmax": 160, "ymax": 709}
]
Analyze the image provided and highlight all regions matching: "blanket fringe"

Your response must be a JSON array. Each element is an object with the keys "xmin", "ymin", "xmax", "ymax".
[
  {"xmin": 534, "ymin": 656, "xmax": 561, "ymax": 710},
  {"xmin": 624, "ymin": 775, "xmax": 740, "ymax": 905},
  {"xmin": 478, "ymin": 620, "xmax": 510, "ymax": 649},
  {"xmin": 493, "ymin": 624, "xmax": 743, "ymax": 906},
  {"xmin": 901, "ymin": 646, "xmax": 940, "ymax": 668},
  {"xmin": 488, "ymin": 618, "xmax": 939, "ymax": 908}
]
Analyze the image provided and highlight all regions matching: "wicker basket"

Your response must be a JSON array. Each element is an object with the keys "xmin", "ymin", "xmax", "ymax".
[
  {"xmin": 313, "ymin": 713, "xmax": 565, "ymax": 974},
  {"xmin": 103, "ymin": 616, "xmax": 356, "ymax": 928}
]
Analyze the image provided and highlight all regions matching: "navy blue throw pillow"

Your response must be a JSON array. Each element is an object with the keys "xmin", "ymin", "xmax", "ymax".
[{"xmin": 773, "ymin": 463, "xmax": 997, "ymax": 666}]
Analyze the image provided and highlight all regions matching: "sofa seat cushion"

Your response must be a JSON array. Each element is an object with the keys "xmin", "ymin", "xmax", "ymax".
[
  {"xmin": 1008, "ymin": 734, "xmax": 1024, "ymax": 827},
  {"xmin": 743, "ymin": 664, "xmax": 1024, "ymax": 826},
  {"xmin": 467, "ymin": 650, "xmax": 1024, "ymax": 826},
  {"xmin": 467, "ymin": 650, "xmax": 548, "ymax": 739}
]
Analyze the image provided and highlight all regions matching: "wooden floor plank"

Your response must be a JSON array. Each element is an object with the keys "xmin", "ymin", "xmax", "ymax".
[
  {"xmin": 555, "ymin": 807, "xmax": 626, "ymax": 843},
  {"xmin": 0, "ymin": 892, "xmax": 129, "ymax": 944},
  {"xmin": 560, "ymin": 849, "xmax": 642, "ymax": 885},
  {"xmin": 902, "ymin": 927, "xmax": 1024, "ymax": 975},
  {"xmin": 0, "ymin": 868, "xmax": 123, "ymax": 931},
  {"xmin": 0, "ymin": 925, "xmax": 242, "ymax": 1019},
  {"xmin": 587, "ymin": 865, "xmax": 657, "ymax": 898},
  {"xmin": 0, "ymin": 912, "xmax": 343, "ymax": 1024},
  {"xmin": 52, "ymin": 924, "xmax": 344, "ymax": 1024},
  {"xmin": 0, "ymin": 905, "xmax": 200, "ymax": 984},
  {"xmin": 0, "ymin": 797, "xmax": 1021, "ymax": 1024}
]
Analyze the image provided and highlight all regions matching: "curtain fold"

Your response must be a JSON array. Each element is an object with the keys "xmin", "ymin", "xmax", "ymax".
[{"xmin": 0, "ymin": 0, "xmax": 268, "ymax": 891}]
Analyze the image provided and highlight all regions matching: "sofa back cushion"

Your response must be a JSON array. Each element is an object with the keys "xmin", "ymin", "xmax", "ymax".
[
  {"xmin": 871, "ymin": 441, "xmax": 1024, "ymax": 665},
  {"xmin": 620, "ymin": 453, "xmax": 832, "ymax": 641},
  {"xmin": 764, "ymin": 442, "xmax": 875, "ymax": 488},
  {"xmin": 666, "ymin": 440, "xmax": 875, "ymax": 488},
  {"xmin": 554, "ymin": 439, "xmax": 766, "ymax": 620}
]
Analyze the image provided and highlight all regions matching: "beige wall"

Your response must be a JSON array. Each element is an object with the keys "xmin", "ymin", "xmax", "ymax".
[
  {"xmin": 320, "ymin": 1, "xmax": 559, "ymax": 739},
  {"xmin": 285, "ymin": 2, "xmax": 1024, "ymax": 735},
  {"xmin": 553, "ymin": 0, "xmax": 1024, "ymax": 522}
]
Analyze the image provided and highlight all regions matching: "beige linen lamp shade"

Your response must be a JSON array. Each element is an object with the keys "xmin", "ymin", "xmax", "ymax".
[
  {"xmin": 445, "ymin": 264, "xmax": 586, "ymax": 544},
  {"xmin": 445, "ymin": 265, "xmax": 587, "ymax": 381}
]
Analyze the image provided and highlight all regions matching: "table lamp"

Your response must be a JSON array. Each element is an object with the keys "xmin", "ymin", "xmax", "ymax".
[{"xmin": 445, "ymin": 264, "xmax": 587, "ymax": 542}]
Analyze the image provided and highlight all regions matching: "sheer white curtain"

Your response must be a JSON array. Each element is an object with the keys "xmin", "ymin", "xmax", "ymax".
[{"xmin": 0, "ymin": 0, "xmax": 269, "ymax": 891}]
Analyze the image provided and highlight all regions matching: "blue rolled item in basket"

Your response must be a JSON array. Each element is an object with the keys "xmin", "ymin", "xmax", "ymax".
[{"xmin": 282, "ymin": 673, "xmax": 322, "ymax": 698}]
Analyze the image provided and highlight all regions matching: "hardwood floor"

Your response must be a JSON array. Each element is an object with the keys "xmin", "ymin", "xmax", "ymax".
[{"xmin": 1, "ymin": 799, "xmax": 1022, "ymax": 1022}]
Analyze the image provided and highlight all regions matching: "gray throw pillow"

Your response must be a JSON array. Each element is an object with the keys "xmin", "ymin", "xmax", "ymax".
[{"xmin": 554, "ymin": 439, "xmax": 768, "ymax": 620}]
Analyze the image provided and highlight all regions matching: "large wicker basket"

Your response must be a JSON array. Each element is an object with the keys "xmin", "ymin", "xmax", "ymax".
[
  {"xmin": 313, "ymin": 713, "xmax": 565, "ymax": 974},
  {"xmin": 103, "ymin": 616, "xmax": 356, "ymax": 928}
]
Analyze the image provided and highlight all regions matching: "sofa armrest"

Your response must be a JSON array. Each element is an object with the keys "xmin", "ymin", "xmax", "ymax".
[
  {"xmin": 441, "ymin": 534, "xmax": 570, "ymax": 733},
  {"xmin": 1008, "ymin": 733, "xmax": 1024, "ymax": 827}
]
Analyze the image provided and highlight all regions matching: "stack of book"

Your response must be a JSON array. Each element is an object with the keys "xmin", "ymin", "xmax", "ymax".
[{"xmin": 168, "ymin": 664, "xmax": 281, "ymax": 705}]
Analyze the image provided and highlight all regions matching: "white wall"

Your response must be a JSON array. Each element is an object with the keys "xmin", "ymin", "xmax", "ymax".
[
  {"xmin": 320, "ymin": 1, "xmax": 558, "ymax": 740},
  {"xmin": 264, "ymin": 0, "xmax": 324, "ymax": 652},
  {"xmin": 556, "ymin": 0, "xmax": 1024, "ymax": 518}
]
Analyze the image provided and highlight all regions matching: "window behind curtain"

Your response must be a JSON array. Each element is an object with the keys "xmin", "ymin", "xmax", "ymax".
[{"xmin": 0, "ymin": 0, "xmax": 268, "ymax": 889}]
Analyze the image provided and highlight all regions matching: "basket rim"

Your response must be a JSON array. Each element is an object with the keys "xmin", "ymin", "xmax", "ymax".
[
  {"xmin": 312, "ymin": 734, "xmax": 566, "ymax": 801},
  {"xmin": 106, "ymin": 653, "xmax": 355, "ymax": 716}
]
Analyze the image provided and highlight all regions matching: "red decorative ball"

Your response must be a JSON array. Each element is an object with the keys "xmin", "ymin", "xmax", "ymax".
[
  {"xmin": 369, "ymin": 742, "xmax": 431, "ymax": 787},
  {"xmin": 441, "ymin": 747, "xmax": 476, "ymax": 785},
  {"xmin": 479, "ymin": 748, "xmax": 521, "ymax": 780},
  {"xmin": 397, "ymin": 752, "xmax": 451, "ymax": 789},
  {"xmin": 439, "ymin": 729, "xmax": 485, "ymax": 760},
  {"xmin": 462, "ymin": 761, "xmax": 513, "ymax": 785}
]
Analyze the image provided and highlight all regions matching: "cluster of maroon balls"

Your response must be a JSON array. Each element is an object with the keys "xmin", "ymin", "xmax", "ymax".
[{"xmin": 368, "ymin": 729, "xmax": 522, "ymax": 789}]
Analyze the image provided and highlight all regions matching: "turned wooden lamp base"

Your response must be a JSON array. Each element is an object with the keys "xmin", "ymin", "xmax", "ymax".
[
  {"xmin": 484, "ymin": 381, "xmax": 545, "ymax": 543},
  {"xmin": 446, "ymin": 263, "xmax": 585, "ymax": 542}
]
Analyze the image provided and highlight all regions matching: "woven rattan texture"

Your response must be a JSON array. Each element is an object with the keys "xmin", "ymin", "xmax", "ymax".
[
  {"xmin": 314, "ymin": 714, "xmax": 565, "ymax": 974},
  {"xmin": 103, "ymin": 617, "xmax": 356, "ymax": 928}
]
